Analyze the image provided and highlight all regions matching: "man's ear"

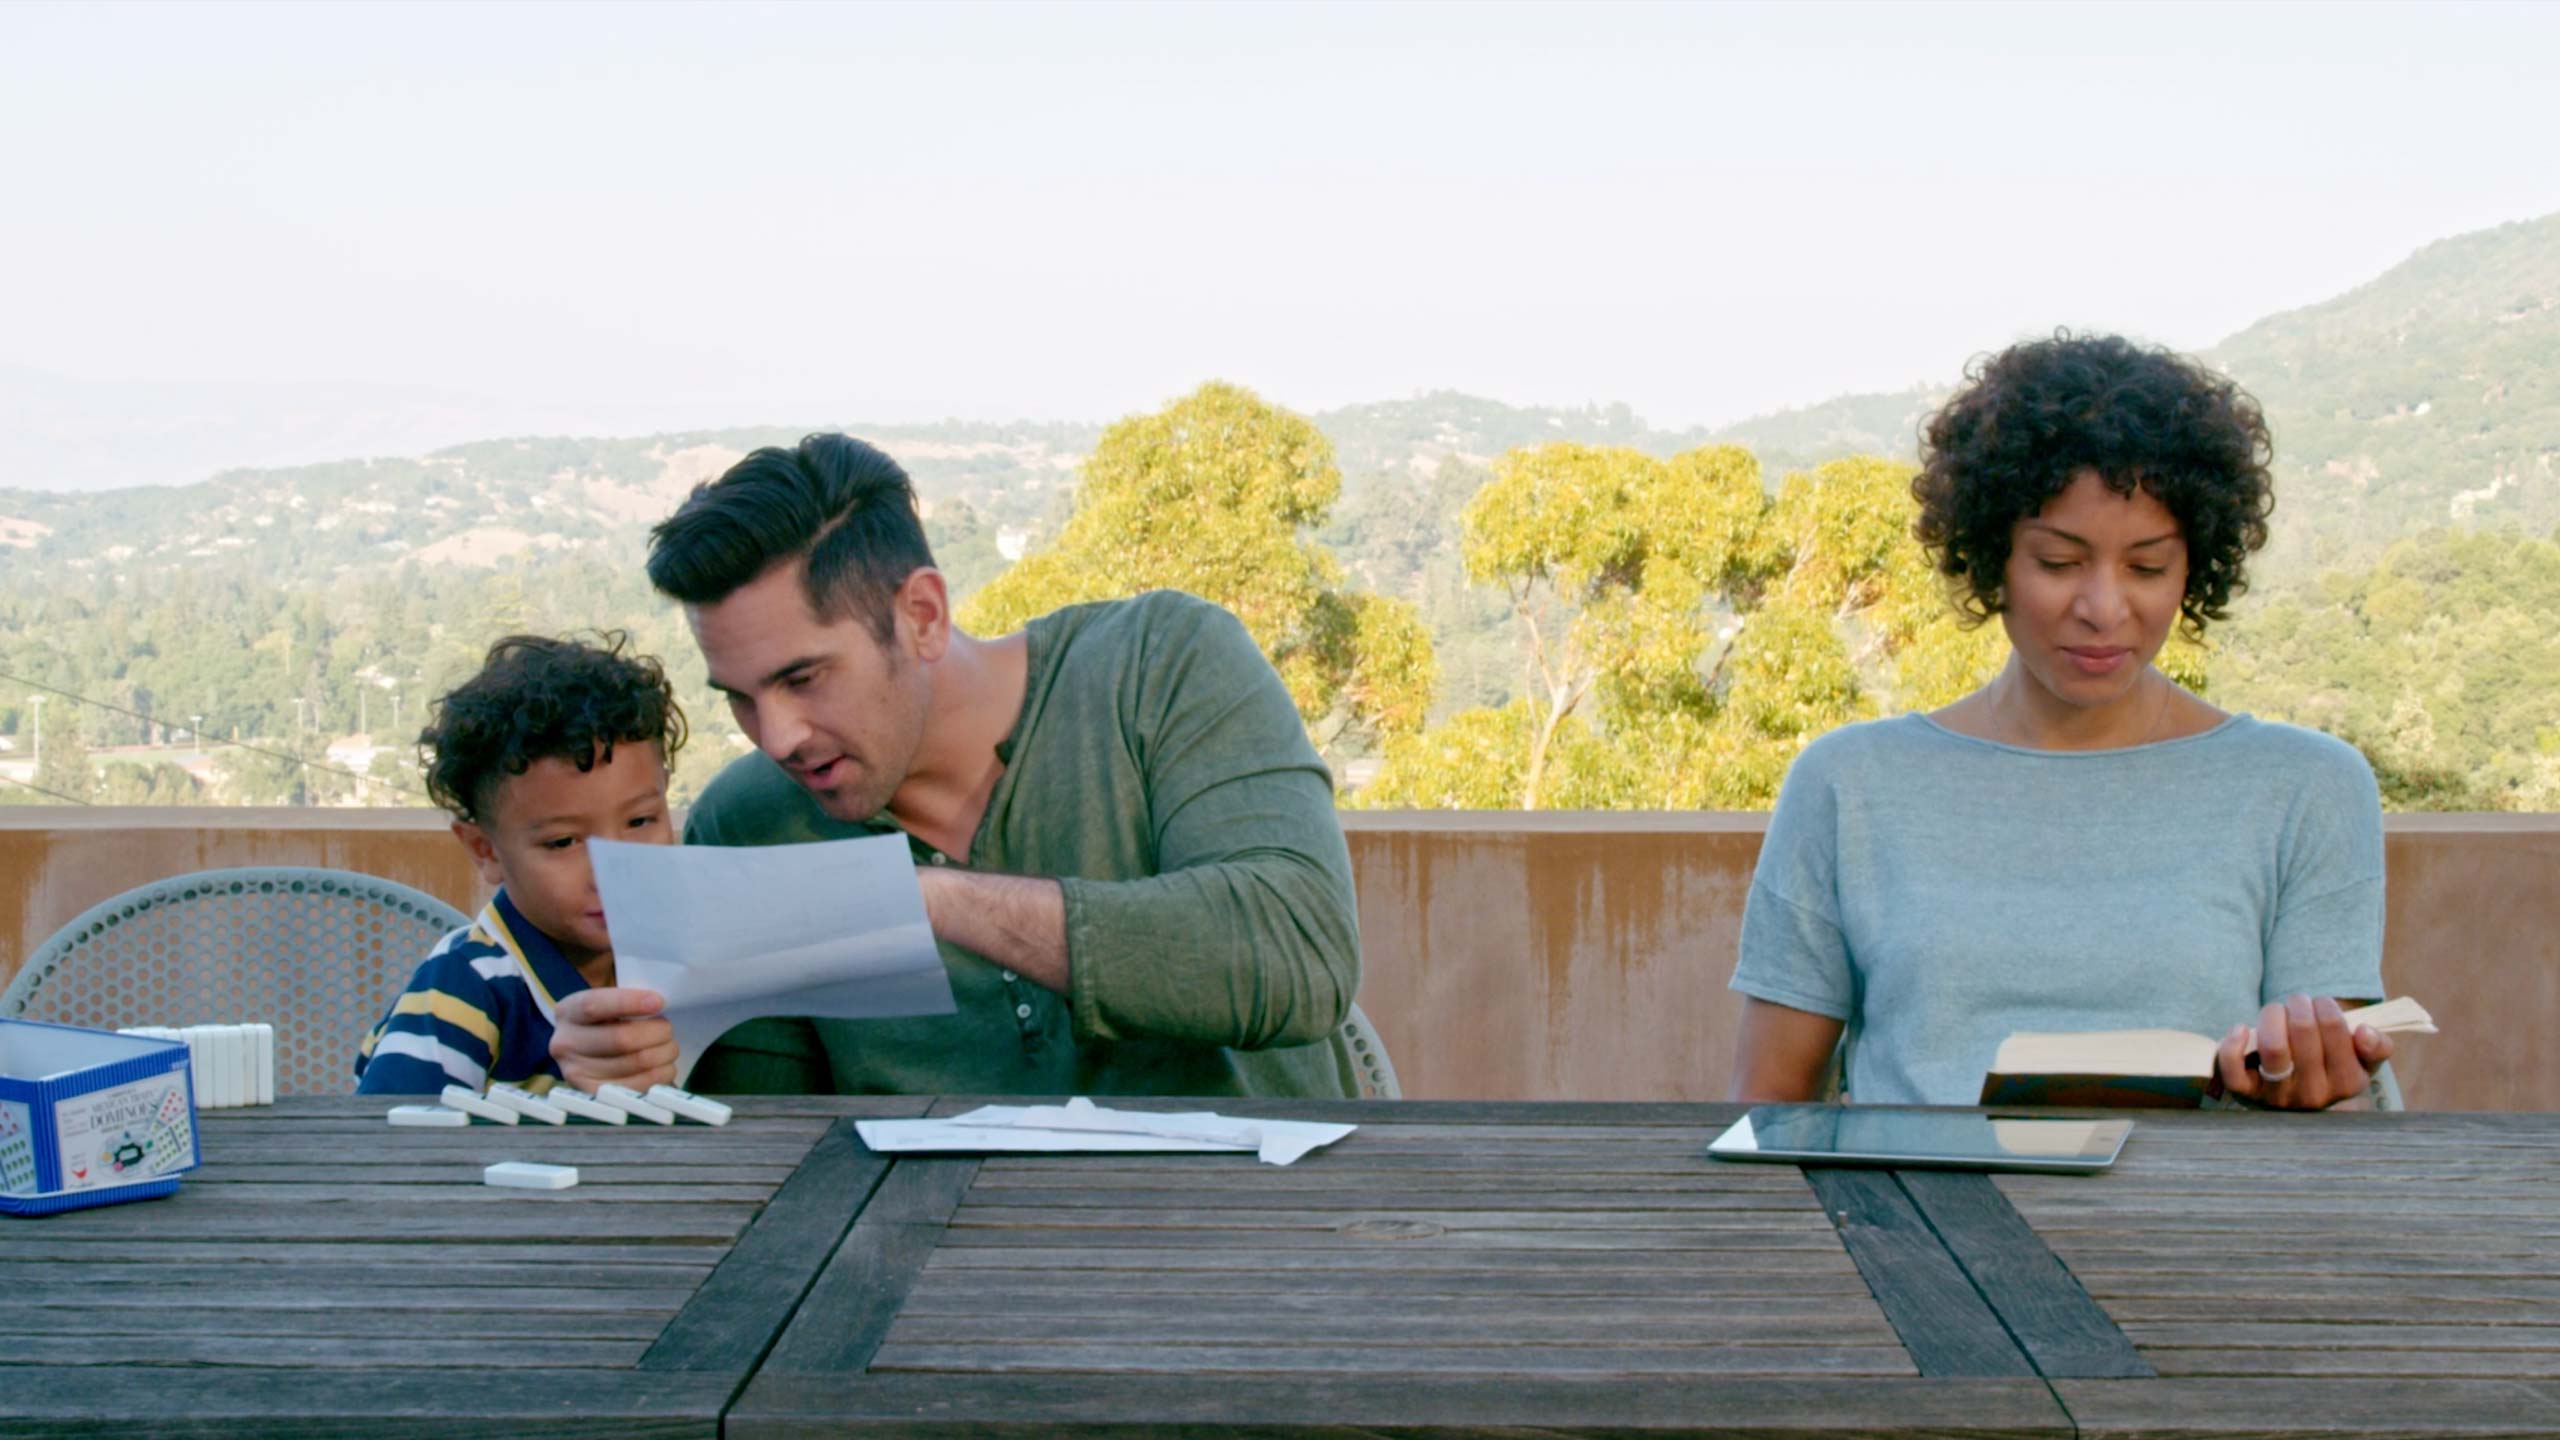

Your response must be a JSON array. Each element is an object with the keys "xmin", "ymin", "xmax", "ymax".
[
  {"xmin": 452, "ymin": 819, "xmax": 506, "ymax": 891},
  {"xmin": 898, "ymin": 568, "xmax": 953, "ymax": 664}
]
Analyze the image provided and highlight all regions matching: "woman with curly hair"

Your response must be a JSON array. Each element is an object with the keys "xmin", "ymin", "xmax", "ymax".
[{"xmin": 1727, "ymin": 332, "xmax": 2393, "ymax": 1110}]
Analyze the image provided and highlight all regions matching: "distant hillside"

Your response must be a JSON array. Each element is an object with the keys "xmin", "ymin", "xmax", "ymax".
[
  {"xmin": 1, "ymin": 208, "xmax": 2551, "ymax": 714},
  {"xmin": 2208, "ymin": 212, "xmax": 2560, "ymax": 572},
  {"xmin": 0, "ymin": 365, "xmax": 686, "ymax": 493},
  {"xmin": 1627, "ymin": 212, "xmax": 2560, "ymax": 580},
  {"xmin": 1702, "ymin": 384, "xmax": 1945, "ymax": 474},
  {"xmin": 0, "ymin": 422, "xmax": 1099, "ymax": 603}
]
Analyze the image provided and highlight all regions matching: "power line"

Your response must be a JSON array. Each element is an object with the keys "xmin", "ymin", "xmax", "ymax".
[
  {"xmin": 0, "ymin": 668, "xmax": 427, "ymax": 800},
  {"xmin": 0, "ymin": 772, "xmax": 96, "ymax": 806}
]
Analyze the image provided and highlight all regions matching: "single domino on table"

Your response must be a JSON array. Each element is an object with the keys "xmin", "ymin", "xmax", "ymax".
[
  {"xmin": 484, "ymin": 1084, "xmax": 568, "ymax": 1125},
  {"xmin": 646, "ymin": 1085, "xmax": 733, "ymax": 1126},
  {"xmin": 483, "ymin": 1161, "xmax": 579, "ymax": 1190},
  {"xmin": 593, "ymin": 1083, "xmax": 675, "ymax": 1125},
  {"xmin": 547, "ymin": 1089, "xmax": 629, "ymax": 1125},
  {"xmin": 388, "ymin": 1104, "xmax": 468, "ymax": 1128},
  {"xmin": 438, "ymin": 1084, "xmax": 520, "ymax": 1125}
]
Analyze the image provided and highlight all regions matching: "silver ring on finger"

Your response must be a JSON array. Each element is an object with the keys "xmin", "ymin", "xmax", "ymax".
[{"xmin": 2257, "ymin": 1061, "xmax": 2296, "ymax": 1084}]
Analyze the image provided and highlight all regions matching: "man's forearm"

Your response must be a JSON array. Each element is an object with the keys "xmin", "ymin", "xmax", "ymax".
[{"xmin": 916, "ymin": 866, "xmax": 1070, "ymax": 992}]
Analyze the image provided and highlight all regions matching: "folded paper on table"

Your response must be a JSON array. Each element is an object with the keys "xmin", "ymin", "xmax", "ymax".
[
  {"xmin": 855, "ymin": 1097, "xmax": 1356, "ymax": 1166},
  {"xmin": 590, "ymin": 835, "xmax": 957, "ymax": 1085}
]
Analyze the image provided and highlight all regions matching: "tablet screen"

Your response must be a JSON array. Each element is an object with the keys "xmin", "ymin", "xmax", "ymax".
[{"xmin": 1707, "ymin": 1104, "xmax": 2131, "ymax": 1173}]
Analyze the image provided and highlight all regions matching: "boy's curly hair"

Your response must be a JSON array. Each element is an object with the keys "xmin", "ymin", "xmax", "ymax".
[
  {"xmin": 421, "ymin": 633, "xmax": 688, "ymax": 823},
  {"xmin": 1912, "ymin": 330, "xmax": 2275, "ymax": 635}
]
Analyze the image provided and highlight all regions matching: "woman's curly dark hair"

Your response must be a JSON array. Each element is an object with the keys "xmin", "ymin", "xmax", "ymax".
[
  {"xmin": 421, "ymin": 633, "xmax": 688, "ymax": 822},
  {"xmin": 1912, "ymin": 330, "xmax": 2274, "ymax": 635}
]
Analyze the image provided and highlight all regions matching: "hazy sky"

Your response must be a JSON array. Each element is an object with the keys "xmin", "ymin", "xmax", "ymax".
[{"xmin": 7, "ymin": 0, "xmax": 2557, "ymax": 437}]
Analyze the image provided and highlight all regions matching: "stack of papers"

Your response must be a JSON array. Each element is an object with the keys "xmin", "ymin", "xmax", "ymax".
[{"xmin": 855, "ymin": 1097, "xmax": 1355, "ymax": 1166}]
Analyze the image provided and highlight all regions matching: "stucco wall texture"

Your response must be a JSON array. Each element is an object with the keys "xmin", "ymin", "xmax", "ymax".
[{"xmin": 3, "ymin": 808, "xmax": 2549, "ymax": 1110}]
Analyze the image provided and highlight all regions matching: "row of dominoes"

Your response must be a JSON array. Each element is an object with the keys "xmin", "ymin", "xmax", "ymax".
[
  {"xmin": 388, "ymin": 1082, "xmax": 732, "ymax": 1128},
  {"xmin": 117, "ymin": 1024, "xmax": 274, "ymax": 1108}
]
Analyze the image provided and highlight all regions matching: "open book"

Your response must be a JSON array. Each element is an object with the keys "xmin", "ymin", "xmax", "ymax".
[{"xmin": 1979, "ymin": 997, "xmax": 2437, "ymax": 1108}]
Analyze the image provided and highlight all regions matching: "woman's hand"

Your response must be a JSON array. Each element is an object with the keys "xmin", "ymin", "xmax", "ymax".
[{"xmin": 2217, "ymin": 994, "xmax": 2393, "ymax": 1110}]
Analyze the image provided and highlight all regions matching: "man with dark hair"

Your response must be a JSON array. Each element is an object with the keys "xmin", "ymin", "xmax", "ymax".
[{"xmin": 549, "ymin": 433, "xmax": 1363, "ymax": 1098}]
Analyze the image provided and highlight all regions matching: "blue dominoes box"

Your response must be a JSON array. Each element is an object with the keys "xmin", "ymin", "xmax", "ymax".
[{"xmin": 0, "ymin": 1018, "xmax": 200, "ymax": 1217}]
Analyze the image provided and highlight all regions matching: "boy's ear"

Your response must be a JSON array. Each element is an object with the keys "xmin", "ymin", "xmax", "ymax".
[
  {"xmin": 898, "ymin": 567, "xmax": 953, "ymax": 664},
  {"xmin": 451, "ymin": 819, "xmax": 506, "ymax": 890}
]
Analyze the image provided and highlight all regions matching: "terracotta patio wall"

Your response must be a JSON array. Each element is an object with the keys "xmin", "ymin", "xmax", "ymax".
[{"xmin": 3, "ymin": 808, "xmax": 2551, "ymax": 1109}]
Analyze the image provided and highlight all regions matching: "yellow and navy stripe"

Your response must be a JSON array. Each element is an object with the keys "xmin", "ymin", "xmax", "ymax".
[{"xmin": 352, "ymin": 890, "xmax": 593, "ymax": 1094}]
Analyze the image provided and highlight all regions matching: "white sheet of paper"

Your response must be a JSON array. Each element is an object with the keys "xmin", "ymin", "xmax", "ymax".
[
  {"xmin": 590, "ymin": 835, "xmax": 956, "ymax": 1084},
  {"xmin": 854, "ymin": 1120, "xmax": 1250, "ymax": 1156},
  {"xmin": 855, "ymin": 1097, "xmax": 1356, "ymax": 1166}
]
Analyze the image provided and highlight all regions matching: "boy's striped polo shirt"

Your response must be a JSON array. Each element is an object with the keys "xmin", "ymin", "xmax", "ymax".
[{"xmin": 353, "ymin": 889, "xmax": 593, "ymax": 1094}]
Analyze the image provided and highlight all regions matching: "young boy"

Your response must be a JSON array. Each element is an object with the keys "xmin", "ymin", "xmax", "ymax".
[{"xmin": 355, "ymin": 633, "xmax": 686, "ymax": 1094}]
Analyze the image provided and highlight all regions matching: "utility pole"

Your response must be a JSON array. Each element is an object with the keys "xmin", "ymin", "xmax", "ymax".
[{"xmin": 27, "ymin": 694, "xmax": 43, "ymax": 766}]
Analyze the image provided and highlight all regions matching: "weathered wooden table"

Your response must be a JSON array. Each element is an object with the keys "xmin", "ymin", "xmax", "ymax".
[
  {"xmin": 9, "ymin": 1099, "xmax": 2560, "ymax": 1437},
  {"xmin": 0, "ymin": 1095, "xmax": 928, "ymax": 1438}
]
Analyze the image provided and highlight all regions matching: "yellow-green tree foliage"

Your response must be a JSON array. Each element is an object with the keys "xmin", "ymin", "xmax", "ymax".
[
  {"xmin": 961, "ymin": 382, "xmax": 1436, "ymax": 757},
  {"xmin": 1358, "ymin": 445, "xmax": 2216, "ymax": 809},
  {"xmin": 29, "ymin": 704, "xmax": 98, "ymax": 805}
]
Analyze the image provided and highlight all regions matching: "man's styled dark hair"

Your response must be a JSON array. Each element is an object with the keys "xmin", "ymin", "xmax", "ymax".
[
  {"xmin": 1912, "ymin": 330, "xmax": 2275, "ymax": 635},
  {"xmin": 646, "ymin": 433, "xmax": 939, "ymax": 641},
  {"xmin": 421, "ymin": 633, "xmax": 687, "ymax": 823}
]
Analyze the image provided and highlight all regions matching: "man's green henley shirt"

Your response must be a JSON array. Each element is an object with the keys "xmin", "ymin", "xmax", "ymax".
[{"xmin": 681, "ymin": 590, "xmax": 1361, "ymax": 1099}]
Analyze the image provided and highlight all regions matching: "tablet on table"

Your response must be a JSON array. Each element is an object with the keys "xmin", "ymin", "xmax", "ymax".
[{"xmin": 1706, "ymin": 1103, "xmax": 2131, "ymax": 1174}]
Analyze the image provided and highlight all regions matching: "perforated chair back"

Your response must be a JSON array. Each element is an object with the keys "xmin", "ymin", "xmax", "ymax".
[
  {"xmin": 2, "ymin": 867, "xmax": 471, "ymax": 1097},
  {"xmin": 1341, "ymin": 1001, "xmax": 1401, "ymax": 1100}
]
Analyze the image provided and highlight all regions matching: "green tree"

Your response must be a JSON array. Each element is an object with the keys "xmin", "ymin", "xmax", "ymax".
[
  {"xmin": 963, "ymin": 382, "xmax": 1437, "ymax": 761},
  {"xmin": 32, "ymin": 704, "xmax": 98, "ymax": 805},
  {"xmin": 97, "ymin": 760, "xmax": 205, "ymax": 806},
  {"xmin": 214, "ymin": 745, "xmax": 307, "ymax": 806},
  {"xmin": 2216, "ymin": 526, "xmax": 2560, "ymax": 811},
  {"xmin": 1360, "ymin": 446, "xmax": 2130, "ymax": 810}
]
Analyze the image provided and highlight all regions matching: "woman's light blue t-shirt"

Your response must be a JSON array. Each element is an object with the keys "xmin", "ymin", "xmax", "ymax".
[{"xmin": 1730, "ymin": 713, "xmax": 2386, "ymax": 1107}]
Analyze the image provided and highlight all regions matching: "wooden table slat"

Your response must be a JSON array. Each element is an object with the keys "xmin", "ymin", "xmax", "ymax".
[
  {"xmin": 0, "ymin": 1335, "xmax": 650, "ymax": 1370},
  {"xmin": 867, "ymin": 1338, "xmax": 1921, "ymax": 1378},
  {"xmin": 881, "ymin": 1309, "xmax": 1908, "ymax": 1346},
  {"xmin": 920, "ymin": 1243, "xmax": 1852, "ymax": 1272},
  {"xmin": 758, "ymin": 1156, "xmax": 980, "ymax": 1375},
  {"xmin": 732, "ymin": 1371, "xmax": 2075, "ymax": 1436},
  {"xmin": 0, "ymin": 1369, "xmax": 733, "ymax": 1440},
  {"xmin": 2051, "ymin": 1377, "xmax": 2560, "ymax": 1438},
  {"xmin": 1803, "ymin": 1167, "xmax": 2038, "ymax": 1379},
  {"xmin": 900, "ymin": 1266, "xmax": 1876, "ymax": 1300},
  {"xmin": 6, "ymin": 1283, "xmax": 701, "ymax": 1313},
  {"xmin": 1896, "ymin": 1167, "xmax": 2153, "ymax": 1379},
  {"xmin": 639, "ymin": 1111, "xmax": 907, "ymax": 1374},
  {"xmin": 22, "ymin": 1305, "xmax": 676, "ymax": 1341}
]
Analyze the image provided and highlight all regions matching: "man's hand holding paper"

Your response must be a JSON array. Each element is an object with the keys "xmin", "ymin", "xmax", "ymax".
[{"xmin": 586, "ymin": 834, "xmax": 957, "ymax": 1085}]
